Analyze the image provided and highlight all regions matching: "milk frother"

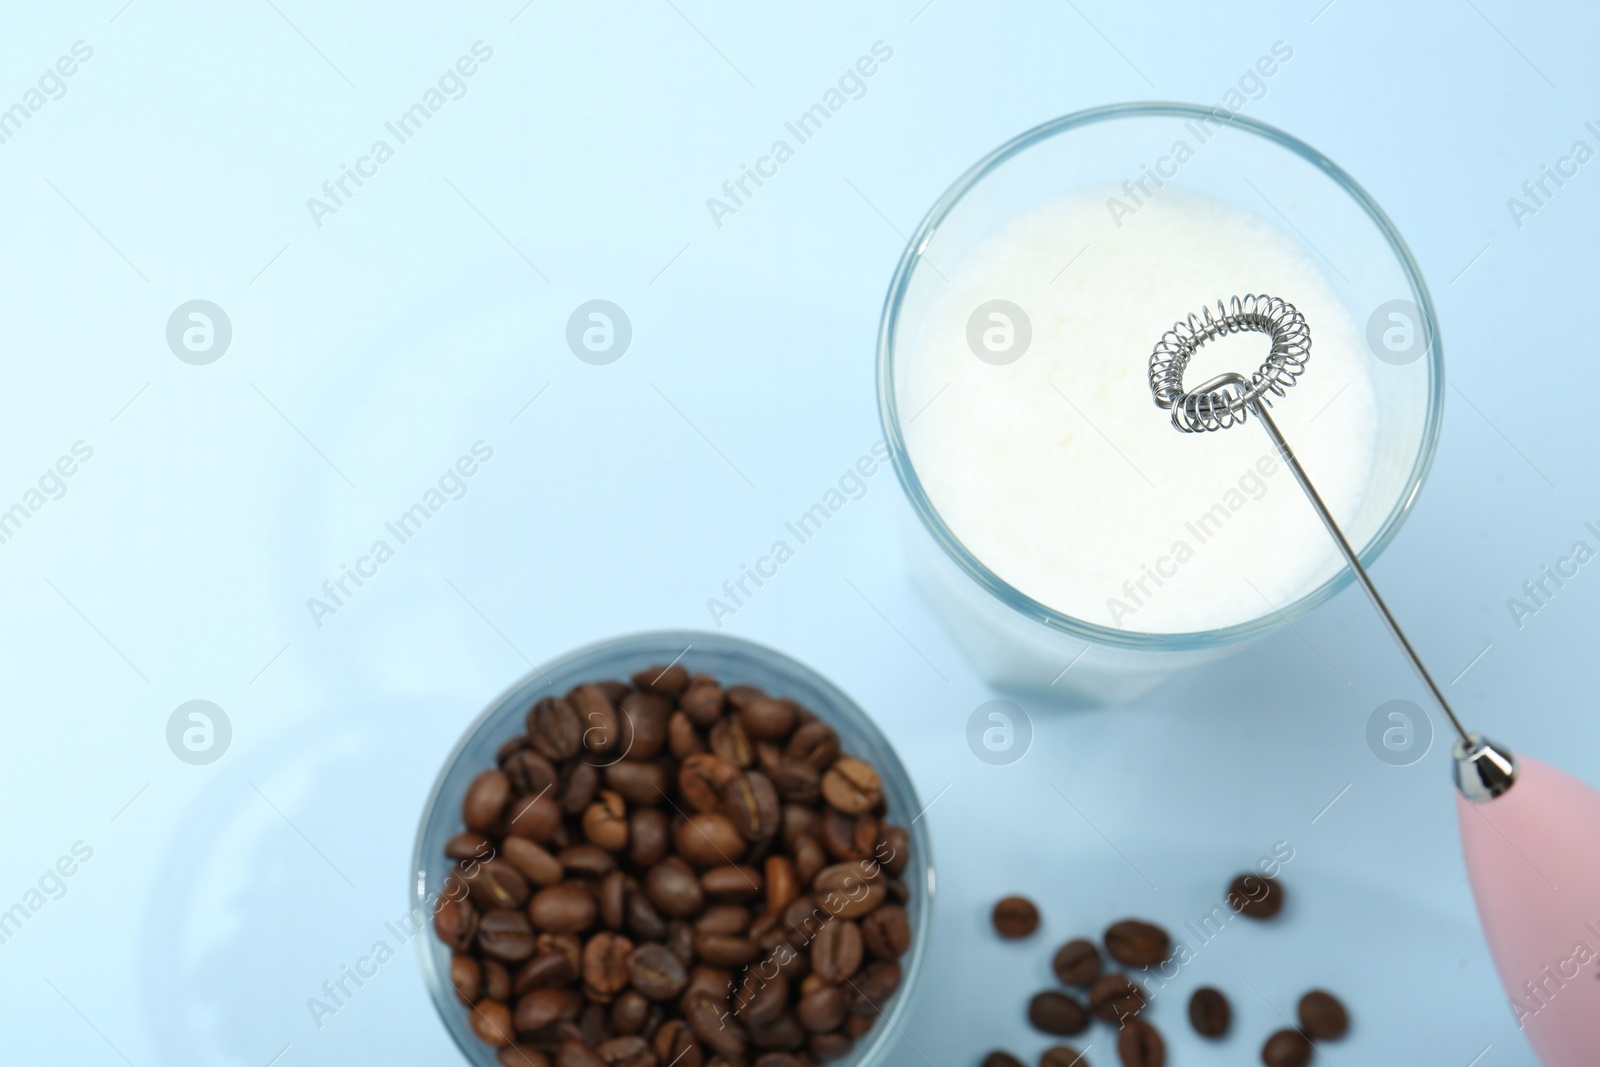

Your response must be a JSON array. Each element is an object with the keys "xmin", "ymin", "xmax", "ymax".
[{"xmin": 1149, "ymin": 294, "xmax": 1600, "ymax": 1065}]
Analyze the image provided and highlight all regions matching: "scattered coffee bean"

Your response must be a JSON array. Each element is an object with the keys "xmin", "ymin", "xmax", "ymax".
[
  {"xmin": 1187, "ymin": 986, "xmax": 1231, "ymax": 1038},
  {"xmin": 436, "ymin": 669, "xmax": 912, "ymax": 1060},
  {"xmin": 1088, "ymin": 973, "xmax": 1146, "ymax": 1025},
  {"xmin": 1115, "ymin": 1019, "xmax": 1164, "ymax": 1067},
  {"xmin": 1228, "ymin": 873, "xmax": 1286, "ymax": 920},
  {"xmin": 992, "ymin": 895, "xmax": 1040, "ymax": 939},
  {"xmin": 1051, "ymin": 939, "xmax": 1102, "ymax": 986},
  {"xmin": 982, "ymin": 1052, "xmax": 1025, "ymax": 1067},
  {"xmin": 1297, "ymin": 989, "xmax": 1349, "ymax": 1040},
  {"xmin": 1103, "ymin": 920, "xmax": 1170, "ymax": 967},
  {"xmin": 1261, "ymin": 1028, "xmax": 1313, "ymax": 1067},
  {"xmin": 1039, "ymin": 1046, "xmax": 1088, "ymax": 1067},
  {"xmin": 1027, "ymin": 991, "xmax": 1090, "ymax": 1036}
]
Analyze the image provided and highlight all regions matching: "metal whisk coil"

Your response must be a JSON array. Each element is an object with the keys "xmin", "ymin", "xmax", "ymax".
[{"xmin": 1148, "ymin": 294, "xmax": 1309, "ymax": 432}]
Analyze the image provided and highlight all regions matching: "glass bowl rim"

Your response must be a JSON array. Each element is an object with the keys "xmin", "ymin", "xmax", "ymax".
[
  {"xmin": 411, "ymin": 629, "xmax": 936, "ymax": 1067},
  {"xmin": 875, "ymin": 100, "xmax": 1446, "ymax": 651}
]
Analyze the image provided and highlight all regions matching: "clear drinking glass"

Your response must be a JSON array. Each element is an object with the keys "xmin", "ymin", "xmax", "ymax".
[
  {"xmin": 413, "ymin": 631, "xmax": 934, "ymax": 1066},
  {"xmin": 877, "ymin": 103, "xmax": 1444, "ymax": 702}
]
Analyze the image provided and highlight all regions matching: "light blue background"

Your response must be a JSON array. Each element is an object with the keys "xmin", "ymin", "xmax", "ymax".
[{"xmin": 0, "ymin": 2, "xmax": 1594, "ymax": 1064}]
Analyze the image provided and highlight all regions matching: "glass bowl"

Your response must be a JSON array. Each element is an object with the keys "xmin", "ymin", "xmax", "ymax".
[
  {"xmin": 877, "ymin": 102, "xmax": 1444, "ymax": 702},
  {"xmin": 413, "ymin": 630, "xmax": 934, "ymax": 1066}
]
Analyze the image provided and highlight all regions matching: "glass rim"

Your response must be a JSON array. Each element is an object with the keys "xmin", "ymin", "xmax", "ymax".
[
  {"xmin": 411, "ymin": 629, "xmax": 935, "ymax": 1067},
  {"xmin": 875, "ymin": 101, "xmax": 1445, "ymax": 652}
]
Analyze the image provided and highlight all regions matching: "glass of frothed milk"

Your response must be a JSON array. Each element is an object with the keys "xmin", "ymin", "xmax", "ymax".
[{"xmin": 877, "ymin": 104, "xmax": 1442, "ymax": 702}]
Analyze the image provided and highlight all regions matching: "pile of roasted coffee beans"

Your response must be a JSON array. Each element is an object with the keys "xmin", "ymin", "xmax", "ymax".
[
  {"xmin": 980, "ymin": 875, "xmax": 1351, "ymax": 1067},
  {"xmin": 433, "ymin": 665, "xmax": 914, "ymax": 1067}
]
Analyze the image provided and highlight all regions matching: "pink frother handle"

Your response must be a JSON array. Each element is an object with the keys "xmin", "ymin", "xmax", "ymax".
[{"xmin": 1457, "ymin": 755, "xmax": 1600, "ymax": 1065}]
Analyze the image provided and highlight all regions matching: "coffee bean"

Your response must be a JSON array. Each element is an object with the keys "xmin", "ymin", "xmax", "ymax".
[
  {"xmin": 696, "ymin": 933, "xmax": 759, "ymax": 968},
  {"xmin": 556, "ymin": 1039, "xmax": 608, "ymax": 1067},
  {"xmin": 580, "ymin": 1002, "xmax": 610, "ymax": 1048},
  {"xmin": 860, "ymin": 904, "xmax": 911, "ymax": 959},
  {"xmin": 484, "ymin": 959, "xmax": 513, "ymax": 1001},
  {"xmin": 644, "ymin": 858, "xmax": 705, "ymax": 918},
  {"xmin": 784, "ymin": 721, "xmax": 840, "ymax": 769},
  {"xmin": 767, "ymin": 760, "xmax": 822, "ymax": 805},
  {"xmin": 572, "ymin": 685, "xmax": 620, "ymax": 755},
  {"xmin": 734, "ymin": 971, "xmax": 790, "ymax": 1026},
  {"xmin": 479, "ymin": 908, "xmax": 539, "ymax": 962},
  {"xmin": 1027, "ymin": 991, "xmax": 1089, "ymax": 1036},
  {"xmin": 1038, "ymin": 1046, "xmax": 1086, "ymax": 1067},
  {"xmin": 695, "ymin": 904, "xmax": 752, "ymax": 936},
  {"xmin": 666, "ymin": 923, "xmax": 695, "ymax": 967},
  {"xmin": 792, "ymin": 836, "xmax": 826, "ymax": 887},
  {"xmin": 765, "ymin": 856, "xmax": 798, "ymax": 916},
  {"xmin": 562, "ymin": 761, "xmax": 601, "ymax": 816},
  {"xmin": 738, "ymin": 697, "xmax": 797, "ymax": 741},
  {"xmin": 652, "ymin": 1021, "xmax": 703, "ymax": 1067},
  {"xmin": 795, "ymin": 986, "xmax": 848, "ymax": 1032},
  {"xmin": 1051, "ymin": 939, "xmax": 1102, "ymax": 985},
  {"xmin": 509, "ymin": 793, "xmax": 563, "ymax": 843},
  {"xmin": 506, "ymin": 750, "xmax": 561, "ymax": 797},
  {"xmin": 1261, "ymin": 1029, "xmax": 1313, "ymax": 1067},
  {"xmin": 701, "ymin": 865, "xmax": 764, "ymax": 900},
  {"xmin": 710, "ymin": 717, "xmax": 756, "ymax": 771},
  {"xmin": 530, "ymin": 885, "xmax": 598, "ymax": 934},
  {"xmin": 983, "ymin": 1052, "xmax": 1026, "ymax": 1067},
  {"xmin": 500, "ymin": 1046, "xmax": 551, "ymax": 1067},
  {"xmin": 627, "ymin": 809, "xmax": 670, "ymax": 869},
  {"xmin": 447, "ymin": 831, "xmax": 495, "ymax": 861},
  {"xmin": 878, "ymin": 825, "xmax": 910, "ymax": 877},
  {"xmin": 620, "ymin": 666, "xmax": 680, "ymax": 698},
  {"xmin": 814, "ymin": 863, "xmax": 885, "ymax": 920},
  {"xmin": 606, "ymin": 762, "xmax": 669, "ymax": 808},
  {"xmin": 583, "ymin": 932, "xmax": 634, "ymax": 998},
  {"xmin": 753, "ymin": 1053, "xmax": 806, "ymax": 1067},
  {"xmin": 1297, "ymin": 990, "xmax": 1349, "ymax": 1040},
  {"xmin": 517, "ymin": 987, "xmax": 579, "ymax": 1032},
  {"xmin": 504, "ymin": 836, "xmax": 565, "ymax": 887},
  {"xmin": 678, "ymin": 754, "xmax": 738, "ymax": 813},
  {"xmin": 471, "ymin": 999, "xmax": 515, "ymax": 1047},
  {"xmin": 559, "ymin": 845, "xmax": 616, "ymax": 879},
  {"xmin": 668, "ymin": 713, "xmax": 705, "ymax": 759},
  {"xmin": 465, "ymin": 770, "xmax": 512, "ymax": 832},
  {"xmin": 1088, "ymin": 974, "xmax": 1146, "ymax": 1025},
  {"xmin": 596, "ymin": 1035, "xmax": 656, "ymax": 1067},
  {"xmin": 746, "ymin": 1012, "xmax": 804, "ymax": 1052},
  {"xmin": 992, "ymin": 896, "xmax": 1040, "ymax": 939},
  {"xmin": 675, "ymin": 813, "xmax": 747, "ymax": 868},
  {"xmin": 680, "ymin": 684, "xmax": 724, "ymax": 728},
  {"xmin": 811, "ymin": 919, "xmax": 864, "ymax": 982},
  {"xmin": 821, "ymin": 758, "xmax": 881, "ymax": 815},
  {"xmin": 1228, "ymin": 873, "xmax": 1286, "ymax": 920},
  {"xmin": 515, "ymin": 951, "xmax": 578, "ymax": 994},
  {"xmin": 846, "ymin": 960, "xmax": 901, "ymax": 1014},
  {"xmin": 1116, "ymin": 1019, "xmax": 1164, "ymax": 1067},
  {"xmin": 683, "ymin": 991, "xmax": 746, "ymax": 1055},
  {"xmin": 807, "ymin": 1031, "xmax": 854, "ymax": 1063},
  {"xmin": 623, "ymin": 943, "xmax": 687, "ymax": 1000},
  {"xmin": 451, "ymin": 953, "xmax": 483, "ymax": 1004},
  {"xmin": 467, "ymin": 861, "xmax": 532, "ymax": 910},
  {"xmin": 584, "ymin": 792, "xmax": 631, "ymax": 851},
  {"xmin": 1188, "ymin": 986, "xmax": 1230, "ymax": 1038},
  {"xmin": 1104, "ymin": 920, "xmax": 1170, "ymax": 967},
  {"xmin": 529, "ymin": 698, "xmax": 583, "ymax": 761},
  {"xmin": 724, "ymin": 772, "xmax": 782, "ymax": 841},
  {"xmin": 619, "ymin": 693, "xmax": 670, "ymax": 761}
]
